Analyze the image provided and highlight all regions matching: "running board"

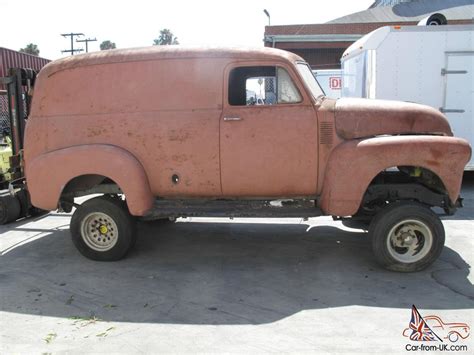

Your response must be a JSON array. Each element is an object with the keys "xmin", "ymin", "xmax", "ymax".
[{"xmin": 141, "ymin": 199, "xmax": 322, "ymax": 220}]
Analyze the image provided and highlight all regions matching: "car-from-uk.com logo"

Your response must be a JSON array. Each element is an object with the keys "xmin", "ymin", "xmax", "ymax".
[{"xmin": 403, "ymin": 305, "xmax": 470, "ymax": 352}]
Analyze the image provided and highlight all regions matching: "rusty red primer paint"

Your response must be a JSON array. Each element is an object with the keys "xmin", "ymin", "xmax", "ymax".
[
  {"xmin": 320, "ymin": 136, "xmax": 470, "ymax": 216},
  {"xmin": 335, "ymin": 98, "xmax": 452, "ymax": 139}
]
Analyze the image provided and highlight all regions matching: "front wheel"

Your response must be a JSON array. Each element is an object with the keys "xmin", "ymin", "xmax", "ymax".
[
  {"xmin": 70, "ymin": 196, "xmax": 136, "ymax": 261},
  {"xmin": 448, "ymin": 332, "xmax": 459, "ymax": 342},
  {"xmin": 369, "ymin": 201, "xmax": 445, "ymax": 272}
]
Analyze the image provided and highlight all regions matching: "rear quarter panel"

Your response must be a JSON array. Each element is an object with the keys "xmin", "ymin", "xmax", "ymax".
[{"xmin": 26, "ymin": 57, "xmax": 227, "ymax": 199}]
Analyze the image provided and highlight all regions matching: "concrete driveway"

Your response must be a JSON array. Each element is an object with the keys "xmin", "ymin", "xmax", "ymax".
[{"xmin": 1, "ymin": 176, "xmax": 473, "ymax": 353}]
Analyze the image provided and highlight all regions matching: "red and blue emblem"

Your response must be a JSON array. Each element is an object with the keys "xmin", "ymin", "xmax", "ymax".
[{"xmin": 408, "ymin": 305, "xmax": 442, "ymax": 342}]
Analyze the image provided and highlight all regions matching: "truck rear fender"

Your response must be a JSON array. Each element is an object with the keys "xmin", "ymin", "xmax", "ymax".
[
  {"xmin": 319, "ymin": 136, "xmax": 471, "ymax": 216},
  {"xmin": 26, "ymin": 144, "xmax": 154, "ymax": 216}
]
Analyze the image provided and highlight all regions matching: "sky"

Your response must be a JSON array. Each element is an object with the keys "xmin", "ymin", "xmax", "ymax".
[{"xmin": 0, "ymin": 0, "xmax": 374, "ymax": 60}]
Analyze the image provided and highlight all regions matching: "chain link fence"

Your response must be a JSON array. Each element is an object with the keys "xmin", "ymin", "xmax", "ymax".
[
  {"xmin": 0, "ymin": 90, "xmax": 28, "ymax": 136},
  {"xmin": 0, "ymin": 92, "xmax": 9, "ymax": 135}
]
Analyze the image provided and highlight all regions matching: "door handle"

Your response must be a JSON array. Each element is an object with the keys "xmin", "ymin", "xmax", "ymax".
[{"xmin": 224, "ymin": 117, "xmax": 242, "ymax": 121}]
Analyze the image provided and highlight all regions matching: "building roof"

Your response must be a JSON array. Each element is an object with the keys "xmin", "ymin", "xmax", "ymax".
[
  {"xmin": 264, "ymin": 22, "xmax": 410, "ymax": 46},
  {"xmin": 265, "ymin": 22, "xmax": 405, "ymax": 36},
  {"xmin": 264, "ymin": 0, "xmax": 473, "ymax": 46},
  {"xmin": 0, "ymin": 47, "xmax": 50, "ymax": 86},
  {"xmin": 328, "ymin": 0, "xmax": 474, "ymax": 24}
]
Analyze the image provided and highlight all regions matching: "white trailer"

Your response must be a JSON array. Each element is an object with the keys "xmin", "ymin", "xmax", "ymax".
[
  {"xmin": 312, "ymin": 69, "xmax": 342, "ymax": 99},
  {"xmin": 341, "ymin": 24, "xmax": 474, "ymax": 170}
]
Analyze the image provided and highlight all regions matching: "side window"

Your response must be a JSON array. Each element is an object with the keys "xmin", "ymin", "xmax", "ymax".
[
  {"xmin": 277, "ymin": 67, "xmax": 302, "ymax": 103},
  {"xmin": 228, "ymin": 66, "xmax": 302, "ymax": 106}
]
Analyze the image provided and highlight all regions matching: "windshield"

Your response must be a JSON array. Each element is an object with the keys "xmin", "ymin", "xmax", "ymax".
[{"xmin": 296, "ymin": 63, "xmax": 324, "ymax": 99}]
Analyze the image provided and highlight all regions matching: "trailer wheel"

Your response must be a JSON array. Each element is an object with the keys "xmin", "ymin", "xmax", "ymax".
[
  {"xmin": 70, "ymin": 196, "xmax": 136, "ymax": 261},
  {"xmin": 0, "ymin": 195, "xmax": 21, "ymax": 225},
  {"xmin": 369, "ymin": 201, "xmax": 444, "ymax": 272}
]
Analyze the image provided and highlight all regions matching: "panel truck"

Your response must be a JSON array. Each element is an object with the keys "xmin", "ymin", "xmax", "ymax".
[
  {"xmin": 341, "ymin": 24, "xmax": 474, "ymax": 169},
  {"xmin": 1, "ymin": 47, "xmax": 471, "ymax": 272}
]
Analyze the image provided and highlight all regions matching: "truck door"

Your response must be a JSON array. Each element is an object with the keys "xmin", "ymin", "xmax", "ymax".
[
  {"xmin": 220, "ymin": 63, "xmax": 318, "ymax": 197},
  {"xmin": 442, "ymin": 52, "xmax": 474, "ymax": 169}
]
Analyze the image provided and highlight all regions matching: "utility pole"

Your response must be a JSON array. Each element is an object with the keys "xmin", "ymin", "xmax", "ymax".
[
  {"xmin": 76, "ymin": 37, "xmax": 97, "ymax": 53},
  {"xmin": 61, "ymin": 33, "xmax": 84, "ymax": 55}
]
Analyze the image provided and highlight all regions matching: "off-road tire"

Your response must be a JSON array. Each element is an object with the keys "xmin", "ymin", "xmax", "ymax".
[
  {"xmin": 369, "ymin": 201, "xmax": 445, "ymax": 272},
  {"xmin": 70, "ymin": 195, "xmax": 136, "ymax": 261}
]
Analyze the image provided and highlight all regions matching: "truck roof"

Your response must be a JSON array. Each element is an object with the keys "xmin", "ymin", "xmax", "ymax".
[
  {"xmin": 41, "ymin": 46, "xmax": 305, "ymax": 77},
  {"xmin": 342, "ymin": 24, "xmax": 474, "ymax": 61}
]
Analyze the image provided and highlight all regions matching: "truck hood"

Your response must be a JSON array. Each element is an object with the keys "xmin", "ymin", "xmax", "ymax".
[{"xmin": 334, "ymin": 98, "xmax": 452, "ymax": 140}]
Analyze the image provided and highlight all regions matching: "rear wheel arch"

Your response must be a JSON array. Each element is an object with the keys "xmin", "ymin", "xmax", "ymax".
[
  {"xmin": 59, "ymin": 174, "xmax": 123, "ymax": 212},
  {"xmin": 26, "ymin": 144, "xmax": 154, "ymax": 216}
]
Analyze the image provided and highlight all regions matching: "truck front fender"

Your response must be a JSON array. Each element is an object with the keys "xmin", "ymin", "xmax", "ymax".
[
  {"xmin": 320, "ymin": 136, "xmax": 471, "ymax": 216},
  {"xmin": 26, "ymin": 144, "xmax": 154, "ymax": 216}
]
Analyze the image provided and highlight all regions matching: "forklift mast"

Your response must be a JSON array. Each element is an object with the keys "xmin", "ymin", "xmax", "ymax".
[
  {"xmin": 0, "ymin": 68, "xmax": 38, "ymax": 224},
  {"xmin": 1, "ymin": 68, "xmax": 36, "ymax": 154}
]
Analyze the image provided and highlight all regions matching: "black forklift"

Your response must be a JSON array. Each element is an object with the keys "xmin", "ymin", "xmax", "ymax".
[{"xmin": 0, "ymin": 68, "xmax": 41, "ymax": 224}]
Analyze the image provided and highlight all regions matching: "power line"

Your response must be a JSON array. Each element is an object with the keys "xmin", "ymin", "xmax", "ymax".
[
  {"xmin": 76, "ymin": 37, "xmax": 97, "ymax": 53},
  {"xmin": 61, "ymin": 33, "xmax": 84, "ymax": 55}
]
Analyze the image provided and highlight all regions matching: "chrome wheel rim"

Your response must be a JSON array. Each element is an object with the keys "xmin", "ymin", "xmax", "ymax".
[
  {"xmin": 80, "ymin": 212, "xmax": 118, "ymax": 251},
  {"xmin": 386, "ymin": 219, "xmax": 433, "ymax": 263}
]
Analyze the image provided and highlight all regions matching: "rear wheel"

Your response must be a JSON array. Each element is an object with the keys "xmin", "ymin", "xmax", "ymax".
[
  {"xmin": 70, "ymin": 196, "xmax": 136, "ymax": 261},
  {"xmin": 369, "ymin": 201, "xmax": 445, "ymax": 272}
]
